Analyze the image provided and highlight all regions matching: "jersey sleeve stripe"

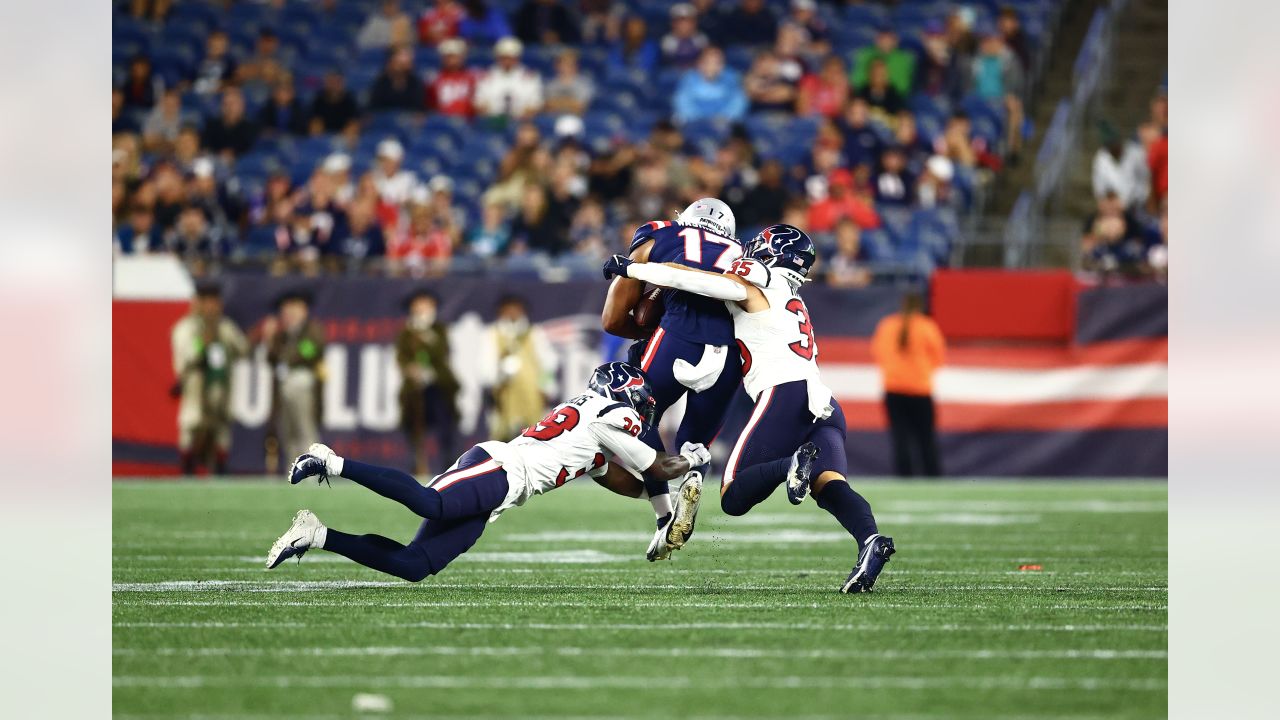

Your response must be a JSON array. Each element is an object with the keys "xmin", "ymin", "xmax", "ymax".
[{"xmin": 598, "ymin": 401, "xmax": 629, "ymax": 416}]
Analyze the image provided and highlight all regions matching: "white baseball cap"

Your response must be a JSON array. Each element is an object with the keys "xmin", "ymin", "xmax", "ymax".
[
  {"xmin": 926, "ymin": 155, "xmax": 954, "ymax": 182},
  {"xmin": 377, "ymin": 138, "xmax": 404, "ymax": 160},
  {"xmin": 428, "ymin": 175, "xmax": 454, "ymax": 193},
  {"xmin": 494, "ymin": 37, "xmax": 523, "ymax": 58},
  {"xmin": 439, "ymin": 38, "xmax": 466, "ymax": 56},
  {"xmin": 322, "ymin": 152, "xmax": 351, "ymax": 173}
]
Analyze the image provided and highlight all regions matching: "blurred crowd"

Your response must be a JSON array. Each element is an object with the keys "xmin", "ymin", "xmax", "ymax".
[
  {"xmin": 113, "ymin": 0, "xmax": 1054, "ymax": 285},
  {"xmin": 1081, "ymin": 86, "xmax": 1167, "ymax": 280}
]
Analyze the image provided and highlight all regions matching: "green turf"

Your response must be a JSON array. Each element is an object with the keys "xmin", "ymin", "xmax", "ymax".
[{"xmin": 113, "ymin": 478, "xmax": 1167, "ymax": 719}]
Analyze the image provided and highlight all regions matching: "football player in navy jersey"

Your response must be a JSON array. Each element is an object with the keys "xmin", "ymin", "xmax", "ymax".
[{"xmin": 601, "ymin": 198, "xmax": 745, "ymax": 561}]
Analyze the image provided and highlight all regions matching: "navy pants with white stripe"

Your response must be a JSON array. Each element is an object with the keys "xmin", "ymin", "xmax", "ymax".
[
  {"xmin": 720, "ymin": 380, "xmax": 879, "ymax": 549},
  {"xmin": 322, "ymin": 446, "xmax": 508, "ymax": 581},
  {"xmin": 635, "ymin": 328, "xmax": 742, "ymax": 458}
]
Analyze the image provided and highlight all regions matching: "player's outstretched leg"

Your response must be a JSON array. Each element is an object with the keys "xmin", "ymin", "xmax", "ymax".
[
  {"xmin": 290, "ymin": 443, "xmax": 444, "ymax": 519},
  {"xmin": 647, "ymin": 471, "xmax": 703, "ymax": 561}
]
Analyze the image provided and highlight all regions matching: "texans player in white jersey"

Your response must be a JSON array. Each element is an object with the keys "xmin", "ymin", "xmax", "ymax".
[
  {"xmin": 604, "ymin": 224, "xmax": 895, "ymax": 593},
  {"xmin": 265, "ymin": 363, "xmax": 710, "ymax": 581}
]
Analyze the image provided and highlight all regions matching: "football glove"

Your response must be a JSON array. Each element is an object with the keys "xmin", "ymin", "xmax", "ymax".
[
  {"xmin": 679, "ymin": 441, "xmax": 711, "ymax": 468},
  {"xmin": 603, "ymin": 254, "xmax": 634, "ymax": 280}
]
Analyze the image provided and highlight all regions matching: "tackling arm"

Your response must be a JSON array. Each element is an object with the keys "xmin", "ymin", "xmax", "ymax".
[{"xmin": 628, "ymin": 262, "xmax": 751, "ymax": 303}]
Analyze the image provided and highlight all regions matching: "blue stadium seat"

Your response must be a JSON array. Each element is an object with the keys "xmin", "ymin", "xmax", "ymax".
[{"xmin": 860, "ymin": 228, "xmax": 897, "ymax": 263}]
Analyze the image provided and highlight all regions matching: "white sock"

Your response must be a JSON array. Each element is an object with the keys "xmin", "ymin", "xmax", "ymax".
[
  {"xmin": 314, "ymin": 525, "xmax": 328, "ymax": 549},
  {"xmin": 326, "ymin": 453, "xmax": 344, "ymax": 476},
  {"xmin": 647, "ymin": 491, "xmax": 672, "ymax": 519}
]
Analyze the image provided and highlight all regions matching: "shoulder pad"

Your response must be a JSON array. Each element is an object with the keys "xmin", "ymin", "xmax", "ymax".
[
  {"xmin": 727, "ymin": 258, "xmax": 773, "ymax": 289},
  {"xmin": 597, "ymin": 402, "xmax": 645, "ymax": 435},
  {"xmin": 629, "ymin": 221, "xmax": 676, "ymax": 254}
]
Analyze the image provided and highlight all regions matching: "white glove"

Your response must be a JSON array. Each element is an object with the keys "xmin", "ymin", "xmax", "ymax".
[{"xmin": 679, "ymin": 441, "xmax": 711, "ymax": 468}]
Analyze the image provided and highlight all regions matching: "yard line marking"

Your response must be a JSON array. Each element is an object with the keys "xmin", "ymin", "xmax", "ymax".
[
  {"xmin": 113, "ymin": 620, "xmax": 1167, "ymax": 632},
  {"xmin": 116, "ymin": 599, "xmax": 1168, "ymax": 612},
  {"xmin": 110, "ymin": 674, "xmax": 1167, "ymax": 691},
  {"xmin": 876, "ymin": 500, "xmax": 1166, "ymax": 513},
  {"xmin": 111, "ymin": 580, "xmax": 1167, "ymax": 593},
  {"xmin": 112, "ymin": 645, "xmax": 1169, "ymax": 661}
]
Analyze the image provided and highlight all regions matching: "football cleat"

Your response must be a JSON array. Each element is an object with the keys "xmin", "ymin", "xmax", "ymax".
[
  {"xmin": 265, "ymin": 509, "xmax": 326, "ymax": 569},
  {"xmin": 646, "ymin": 512, "xmax": 675, "ymax": 562},
  {"xmin": 288, "ymin": 443, "xmax": 337, "ymax": 485},
  {"xmin": 645, "ymin": 472, "xmax": 704, "ymax": 561},
  {"xmin": 785, "ymin": 442, "xmax": 818, "ymax": 505},
  {"xmin": 840, "ymin": 534, "xmax": 896, "ymax": 594}
]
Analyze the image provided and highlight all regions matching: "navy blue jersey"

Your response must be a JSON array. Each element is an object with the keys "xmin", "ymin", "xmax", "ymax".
[{"xmin": 629, "ymin": 220, "xmax": 743, "ymax": 345}]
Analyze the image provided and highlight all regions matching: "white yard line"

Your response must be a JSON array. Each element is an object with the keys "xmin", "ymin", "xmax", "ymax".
[
  {"xmin": 111, "ymin": 673, "xmax": 1167, "ymax": 691},
  {"xmin": 111, "ymin": 579, "xmax": 1168, "ymax": 593},
  {"xmin": 112, "ymin": 645, "xmax": 1168, "ymax": 661}
]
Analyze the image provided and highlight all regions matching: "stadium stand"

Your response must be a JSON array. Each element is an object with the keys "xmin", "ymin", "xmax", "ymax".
[{"xmin": 113, "ymin": 0, "xmax": 1091, "ymax": 283}]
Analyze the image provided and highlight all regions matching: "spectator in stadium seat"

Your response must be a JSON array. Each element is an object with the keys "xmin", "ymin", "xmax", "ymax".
[
  {"xmin": 797, "ymin": 55, "xmax": 849, "ymax": 119},
  {"xmin": 167, "ymin": 206, "xmax": 227, "ymax": 272},
  {"xmin": 309, "ymin": 70, "xmax": 361, "ymax": 136},
  {"xmin": 894, "ymin": 111, "xmax": 931, "ymax": 173},
  {"xmin": 513, "ymin": 0, "xmax": 581, "ymax": 46},
  {"xmin": 744, "ymin": 51, "xmax": 798, "ymax": 113},
  {"xmin": 143, "ymin": 88, "xmax": 184, "ymax": 154},
  {"xmin": 187, "ymin": 158, "xmax": 235, "ymax": 239},
  {"xmin": 917, "ymin": 155, "xmax": 956, "ymax": 209},
  {"xmin": 359, "ymin": 0, "xmax": 413, "ymax": 50},
  {"xmin": 970, "ymin": 26, "xmax": 1025, "ymax": 157},
  {"xmin": 116, "ymin": 202, "xmax": 162, "ymax": 254},
  {"xmin": 568, "ymin": 197, "xmax": 611, "ymax": 261},
  {"xmin": 509, "ymin": 184, "xmax": 566, "ymax": 256},
  {"xmin": 1081, "ymin": 191, "xmax": 1154, "ymax": 276},
  {"xmin": 578, "ymin": 0, "xmax": 615, "ymax": 46},
  {"xmin": 171, "ymin": 281, "xmax": 249, "ymax": 475},
  {"xmin": 237, "ymin": 28, "xmax": 288, "ymax": 90},
  {"xmin": 661, "ymin": 4, "xmax": 710, "ymax": 70},
  {"xmin": 838, "ymin": 97, "xmax": 884, "ymax": 170},
  {"xmin": 858, "ymin": 58, "xmax": 906, "ymax": 125},
  {"xmin": 458, "ymin": 0, "xmax": 513, "ymax": 45},
  {"xmin": 852, "ymin": 24, "xmax": 915, "ymax": 97},
  {"xmin": 484, "ymin": 121, "xmax": 549, "ymax": 212},
  {"xmin": 720, "ymin": 0, "xmax": 777, "ymax": 47},
  {"xmin": 1092, "ymin": 121, "xmax": 1150, "ymax": 210},
  {"xmin": 673, "ymin": 47, "xmax": 747, "ymax": 123},
  {"xmin": 172, "ymin": 125, "xmax": 203, "ymax": 173},
  {"xmin": 997, "ymin": 6, "xmax": 1031, "ymax": 71},
  {"xmin": 122, "ymin": 55, "xmax": 157, "ymax": 110},
  {"xmin": 370, "ymin": 46, "xmax": 426, "ymax": 111},
  {"xmin": 914, "ymin": 21, "xmax": 963, "ymax": 101},
  {"xmin": 825, "ymin": 218, "xmax": 871, "ymax": 289},
  {"xmin": 772, "ymin": 22, "xmax": 809, "ymax": 86},
  {"xmin": 259, "ymin": 75, "xmax": 310, "ymax": 136},
  {"xmin": 396, "ymin": 289, "xmax": 461, "ymax": 474},
  {"xmin": 807, "ymin": 168, "xmax": 880, "ymax": 232},
  {"xmin": 787, "ymin": 0, "xmax": 830, "ymax": 55},
  {"xmin": 427, "ymin": 38, "xmax": 478, "ymax": 117},
  {"xmin": 544, "ymin": 50, "xmax": 595, "ymax": 116},
  {"xmin": 390, "ymin": 193, "xmax": 454, "ymax": 277},
  {"xmin": 370, "ymin": 138, "xmax": 418, "ymax": 223},
  {"xmin": 738, "ymin": 158, "xmax": 789, "ymax": 232},
  {"xmin": 262, "ymin": 291, "xmax": 327, "ymax": 467},
  {"xmin": 474, "ymin": 37, "xmax": 544, "ymax": 120},
  {"xmin": 428, "ymin": 175, "xmax": 468, "ymax": 234},
  {"xmin": 128, "ymin": 0, "xmax": 172, "ymax": 23},
  {"xmin": 151, "ymin": 161, "xmax": 189, "ymax": 232},
  {"xmin": 327, "ymin": 196, "xmax": 388, "ymax": 270},
  {"xmin": 418, "ymin": 0, "xmax": 465, "ymax": 45},
  {"xmin": 467, "ymin": 201, "xmax": 513, "ymax": 257},
  {"xmin": 872, "ymin": 145, "xmax": 915, "ymax": 208},
  {"xmin": 194, "ymin": 29, "xmax": 237, "ymax": 96},
  {"xmin": 606, "ymin": 15, "xmax": 659, "ymax": 75},
  {"xmin": 871, "ymin": 292, "xmax": 946, "ymax": 477},
  {"xmin": 934, "ymin": 111, "xmax": 979, "ymax": 170},
  {"xmin": 202, "ymin": 87, "xmax": 259, "ymax": 161}
]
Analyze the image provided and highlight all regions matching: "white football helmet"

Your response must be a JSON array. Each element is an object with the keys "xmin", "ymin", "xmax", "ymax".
[{"xmin": 676, "ymin": 198, "xmax": 736, "ymax": 240}]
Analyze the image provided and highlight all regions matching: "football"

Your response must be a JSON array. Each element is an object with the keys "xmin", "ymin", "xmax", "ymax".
[{"xmin": 633, "ymin": 285, "xmax": 664, "ymax": 329}]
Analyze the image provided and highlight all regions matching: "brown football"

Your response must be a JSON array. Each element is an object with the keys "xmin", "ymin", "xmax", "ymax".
[{"xmin": 632, "ymin": 285, "xmax": 664, "ymax": 329}]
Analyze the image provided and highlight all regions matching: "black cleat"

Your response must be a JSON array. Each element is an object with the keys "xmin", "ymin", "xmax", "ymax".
[
  {"xmin": 840, "ymin": 534, "xmax": 895, "ymax": 593},
  {"xmin": 785, "ymin": 442, "xmax": 818, "ymax": 505}
]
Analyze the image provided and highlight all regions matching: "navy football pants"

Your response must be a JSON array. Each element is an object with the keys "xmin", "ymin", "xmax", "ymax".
[
  {"xmin": 322, "ymin": 446, "xmax": 507, "ymax": 581},
  {"xmin": 634, "ymin": 328, "xmax": 742, "ymax": 458}
]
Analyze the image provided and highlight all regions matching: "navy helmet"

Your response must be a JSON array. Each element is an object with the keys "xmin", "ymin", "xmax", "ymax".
[
  {"xmin": 746, "ymin": 224, "xmax": 817, "ymax": 279},
  {"xmin": 588, "ymin": 362, "xmax": 658, "ymax": 426}
]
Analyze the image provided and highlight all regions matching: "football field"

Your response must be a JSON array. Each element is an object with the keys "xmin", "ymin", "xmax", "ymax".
[{"xmin": 113, "ymin": 478, "xmax": 1167, "ymax": 719}]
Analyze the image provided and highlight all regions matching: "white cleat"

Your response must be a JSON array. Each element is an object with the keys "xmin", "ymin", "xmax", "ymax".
[
  {"xmin": 265, "ymin": 510, "xmax": 327, "ymax": 569},
  {"xmin": 646, "ymin": 472, "xmax": 703, "ymax": 562}
]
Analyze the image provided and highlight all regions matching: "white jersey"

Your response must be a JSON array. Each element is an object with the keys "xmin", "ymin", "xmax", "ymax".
[
  {"xmin": 725, "ymin": 258, "xmax": 835, "ymax": 419},
  {"xmin": 463, "ymin": 392, "xmax": 657, "ymax": 520}
]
